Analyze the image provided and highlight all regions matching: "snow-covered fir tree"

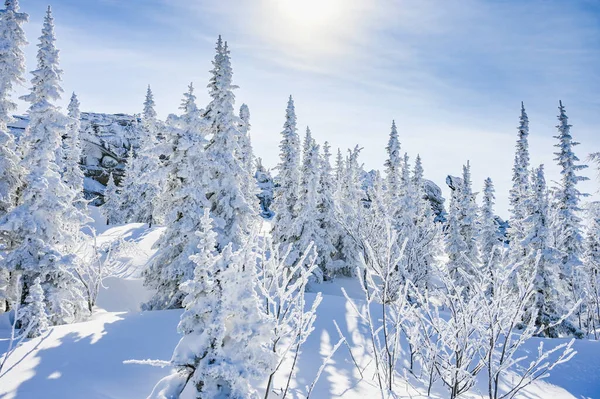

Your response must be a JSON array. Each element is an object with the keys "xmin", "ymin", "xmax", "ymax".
[
  {"xmin": 520, "ymin": 165, "xmax": 578, "ymax": 337},
  {"xmin": 479, "ymin": 177, "xmax": 499, "ymax": 271},
  {"xmin": 0, "ymin": 0, "xmax": 27, "ymax": 216},
  {"xmin": 508, "ymin": 102, "xmax": 531, "ymax": 247},
  {"xmin": 272, "ymin": 95, "xmax": 301, "ymax": 254},
  {"xmin": 255, "ymin": 157, "xmax": 274, "ymax": 219},
  {"xmin": 142, "ymin": 83, "xmax": 209, "ymax": 310},
  {"xmin": 552, "ymin": 100, "xmax": 589, "ymax": 330},
  {"xmin": 384, "ymin": 120, "xmax": 401, "ymax": 215},
  {"xmin": 118, "ymin": 86, "xmax": 162, "ymax": 225},
  {"xmin": 445, "ymin": 162, "xmax": 479, "ymax": 285},
  {"xmin": 293, "ymin": 128, "xmax": 328, "ymax": 278},
  {"xmin": 0, "ymin": 6, "xmax": 88, "ymax": 325},
  {"xmin": 101, "ymin": 172, "xmax": 121, "ymax": 225},
  {"xmin": 401, "ymin": 154, "xmax": 440, "ymax": 290},
  {"xmin": 316, "ymin": 141, "xmax": 340, "ymax": 278},
  {"xmin": 335, "ymin": 146, "xmax": 366, "ymax": 274},
  {"xmin": 149, "ymin": 211, "xmax": 275, "ymax": 399},
  {"xmin": 204, "ymin": 37, "xmax": 257, "ymax": 250},
  {"xmin": 18, "ymin": 276, "xmax": 48, "ymax": 338},
  {"xmin": 63, "ymin": 92, "xmax": 85, "ymax": 208},
  {"xmin": 459, "ymin": 161, "xmax": 479, "ymax": 264}
]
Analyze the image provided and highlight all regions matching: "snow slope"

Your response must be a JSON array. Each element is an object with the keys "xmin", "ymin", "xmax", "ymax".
[{"xmin": 1, "ymin": 219, "xmax": 600, "ymax": 399}]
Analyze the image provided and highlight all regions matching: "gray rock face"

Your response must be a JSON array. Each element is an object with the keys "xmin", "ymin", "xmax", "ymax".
[
  {"xmin": 424, "ymin": 179, "xmax": 446, "ymax": 222},
  {"xmin": 9, "ymin": 112, "xmax": 144, "ymax": 203}
]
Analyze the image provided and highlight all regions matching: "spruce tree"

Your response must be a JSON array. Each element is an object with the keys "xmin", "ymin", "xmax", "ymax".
[
  {"xmin": 293, "ymin": 128, "xmax": 326, "ymax": 277},
  {"xmin": 521, "ymin": 165, "xmax": 578, "ymax": 337},
  {"xmin": 384, "ymin": 120, "xmax": 401, "ymax": 214},
  {"xmin": 317, "ymin": 141, "xmax": 339, "ymax": 278},
  {"xmin": 272, "ymin": 95, "xmax": 301, "ymax": 253},
  {"xmin": 1, "ymin": 7, "xmax": 88, "ymax": 325},
  {"xmin": 552, "ymin": 100, "xmax": 589, "ymax": 330},
  {"xmin": 204, "ymin": 38, "xmax": 257, "ymax": 251},
  {"xmin": 0, "ymin": 0, "xmax": 27, "ymax": 216},
  {"xmin": 508, "ymin": 102, "xmax": 531, "ymax": 257},
  {"xmin": 101, "ymin": 172, "xmax": 121, "ymax": 225},
  {"xmin": 149, "ymin": 211, "xmax": 274, "ymax": 398},
  {"xmin": 479, "ymin": 177, "xmax": 499, "ymax": 270},
  {"xmin": 143, "ymin": 84, "xmax": 209, "ymax": 310},
  {"xmin": 63, "ymin": 92, "xmax": 85, "ymax": 208},
  {"xmin": 118, "ymin": 86, "xmax": 162, "ymax": 225}
]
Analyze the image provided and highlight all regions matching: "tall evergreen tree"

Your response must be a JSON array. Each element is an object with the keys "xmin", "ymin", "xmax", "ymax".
[
  {"xmin": 0, "ymin": 0, "xmax": 27, "ymax": 215},
  {"xmin": 1, "ymin": 7, "xmax": 88, "ymax": 325},
  {"xmin": 521, "ymin": 165, "xmax": 578, "ymax": 337},
  {"xmin": 508, "ymin": 102, "xmax": 531, "ymax": 252},
  {"xmin": 293, "ymin": 128, "xmax": 327, "ymax": 277},
  {"xmin": 204, "ymin": 38, "xmax": 257, "ymax": 251},
  {"xmin": 317, "ymin": 141, "xmax": 339, "ymax": 278},
  {"xmin": 63, "ymin": 92, "xmax": 85, "ymax": 208},
  {"xmin": 101, "ymin": 172, "xmax": 121, "ymax": 225},
  {"xmin": 459, "ymin": 161, "xmax": 479, "ymax": 263},
  {"xmin": 271, "ymin": 95, "xmax": 301, "ymax": 253},
  {"xmin": 125, "ymin": 86, "xmax": 162, "ymax": 225},
  {"xmin": 149, "ymin": 211, "xmax": 275, "ymax": 398},
  {"xmin": 143, "ymin": 84, "xmax": 209, "ymax": 310},
  {"xmin": 384, "ymin": 120, "xmax": 401, "ymax": 213},
  {"xmin": 552, "ymin": 101, "xmax": 589, "ymax": 329},
  {"xmin": 479, "ymin": 177, "xmax": 499, "ymax": 270}
]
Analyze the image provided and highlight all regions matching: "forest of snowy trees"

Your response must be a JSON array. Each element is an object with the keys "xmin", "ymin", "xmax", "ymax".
[{"xmin": 0, "ymin": 1, "xmax": 598, "ymax": 399}]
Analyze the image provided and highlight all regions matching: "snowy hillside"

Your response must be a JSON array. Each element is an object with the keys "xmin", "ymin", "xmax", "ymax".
[{"xmin": 1, "ymin": 218, "xmax": 599, "ymax": 399}]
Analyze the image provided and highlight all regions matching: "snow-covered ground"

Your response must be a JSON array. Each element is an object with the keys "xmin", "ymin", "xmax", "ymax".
[{"xmin": 1, "ymin": 216, "xmax": 600, "ymax": 399}]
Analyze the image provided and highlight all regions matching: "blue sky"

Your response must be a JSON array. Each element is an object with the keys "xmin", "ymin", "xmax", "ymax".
[{"xmin": 14, "ymin": 0, "xmax": 600, "ymax": 217}]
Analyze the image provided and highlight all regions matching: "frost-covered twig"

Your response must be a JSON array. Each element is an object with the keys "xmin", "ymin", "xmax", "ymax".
[{"xmin": 305, "ymin": 334, "xmax": 344, "ymax": 399}]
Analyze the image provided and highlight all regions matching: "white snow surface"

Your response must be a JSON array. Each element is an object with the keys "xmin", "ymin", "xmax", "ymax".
[{"xmin": 1, "ymin": 214, "xmax": 600, "ymax": 399}]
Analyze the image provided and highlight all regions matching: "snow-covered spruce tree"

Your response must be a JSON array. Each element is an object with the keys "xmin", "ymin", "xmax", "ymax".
[
  {"xmin": 479, "ymin": 177, "xmax": 500, "ymax": 273},
  {"xmin": 583, "ymin": 202, "xmax": 600, "ymax": 339},
  {"xmin": 204, "ymin": 38, "xmax": 258, "ymax": 251},
  {"xmin": 384, "ymin": 120, "xmax": 401, "ymax": 215},
  {"xmin": 271, "ymin": 95, "xmax": 301, "ymax": 254},
  {"xmin": 293, "ymin": 128, "xmax": 328, "ymax": 279},
  {"xmin": 459, "ymin": 161, "xmax": 479, "ymax": 263},
  {"xmin": 0, "ymin": 0, "xmax": 27, "ymax": 216},
  {"xmin": 552, "ymin": 100, "xmax": 589, "ymax": 331},
  {"xmin": 508, "ymin": 102, "xmax": 531, "ymax": 247},
  {"xmin": 0, "ymin": 0, "xmax": 28, "ymax": 312},
  {"xmin": 402, "ymin": 155, "xmax": 440, "ymax": 291},
  {"xmin": 521, "ymin": 165, "xmax": 580, "ymax": 337},
  {"xmin": 149, "ymin": 210, "xmax": 275, "ymax": 399},
  {"xmin": 333, "ymin": 147, "xmax": 344, "ymax": 199},
  {"xmin": 142, "ymin": 83, "xmax": 209, "ymax": 310},
  {"xmin": 101, "ymin": 172, "xmax": 121, "ymax": 225},
  {"xmin": 445, "ymin": 161, "xmax": 479, "ymax": 285},
  {"xmin": 334, "ymin": 146, "xmax": 367, "ymax": 275},
  {"xmin": 63, "ymin": 92, "xmax": 86, "ymax": 208},
  {"xmin": 255, "ymin": 157, "xmax": 274, "ymax": 219},
  {"xmin": 316, "ymin": 141, "xmax": 340, "ymax": 278},
  {"xmin": 0, "ymin": 7, "xmax": 89, "ymax": 325},
  {"xmin": 118, "ymin": 86, "xmax": 162, "ymax": 225},
  {"xmin": 18, "ymin": 276, "xmax": 48, "ymax": 338}
]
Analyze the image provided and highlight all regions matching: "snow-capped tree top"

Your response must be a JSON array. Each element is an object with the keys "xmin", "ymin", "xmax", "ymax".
[
  {"xmin": 21, "ymin": 6, "xmax": 62, "ymax": 113},
  {"xmin": 143, "ymin": 85, "xmax": 156, "ymax": 120},
  {"xmin": 67, "ymin": 92, "xmax": 80, "ymax": 119},
  {"xmin": 413, "ymin": 154, "xmax": 424, "ymax": 185},
  {"xmin": 239, "ymin": 103, "xmax": 250, "ymax": 127},
  {"xmin": 0, "ymin": 0, "xmax": 28, "ymax": 127}
]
